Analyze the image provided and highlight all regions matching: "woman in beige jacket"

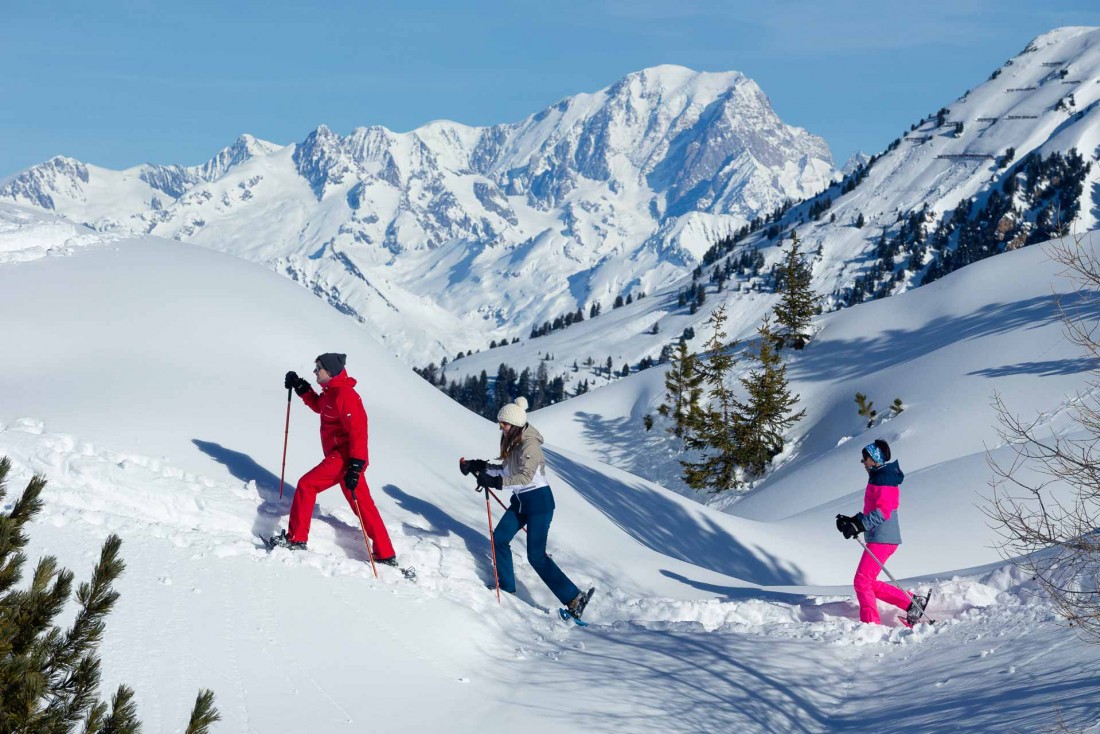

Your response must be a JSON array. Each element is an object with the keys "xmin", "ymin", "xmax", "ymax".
[{"xmin": 466, "ymin": 397, "xmax": 594, "ymax": 620}]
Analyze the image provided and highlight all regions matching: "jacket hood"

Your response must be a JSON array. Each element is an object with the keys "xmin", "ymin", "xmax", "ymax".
[
  {"xmin": 322, "ymin": 371, "xmax": 356, "ymax": 390},
  {"xmin": 869, "ymin": 460, "xmax": 904, "ymax": 486},
  {"xmin": 523, "ymin": 424, "xmax": 544, "ymax": 446}
]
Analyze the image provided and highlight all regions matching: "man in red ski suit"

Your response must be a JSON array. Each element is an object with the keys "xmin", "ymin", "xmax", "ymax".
[{"xmin": 272, "ymin": 352, "xmax": 397, "ymax": 564}]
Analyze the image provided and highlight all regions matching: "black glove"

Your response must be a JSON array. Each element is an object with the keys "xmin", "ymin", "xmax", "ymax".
[
  {"xmin": 344, "ymin": 458, "xmax": 366, "ymax": 492},
  {"xmin": 284, "ymin": 371, "xmax": 311, "ymax": 395},
  {"xmin": 835, "ymin": 514, "xmax": 865, "ymax": 539},
  {"xmin": 474, "ymin": 470, "xmax": 502, "ymax": 490},
  {"xmin": 460, "ymin": 458, "xmax": 488, "ymax": 476}
]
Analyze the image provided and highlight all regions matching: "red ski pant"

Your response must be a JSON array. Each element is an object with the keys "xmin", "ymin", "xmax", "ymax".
[
  {"xmin": 854, "ymin": 542, "xmax": 911, "ymax": 624},
  {"xmin": 287, "ymin": 452, "xmax": 395, "ymax": 558}
]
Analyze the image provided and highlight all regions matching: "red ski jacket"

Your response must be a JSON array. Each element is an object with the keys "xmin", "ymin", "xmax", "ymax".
[{"xmin": 299, "ymin": 371, "xmax": 369, "ymax": 463}]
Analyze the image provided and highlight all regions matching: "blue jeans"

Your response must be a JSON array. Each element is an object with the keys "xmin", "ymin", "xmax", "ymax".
[{"xmin": 493, "ymin": 504, "xmax": 580, "ymax": 606}]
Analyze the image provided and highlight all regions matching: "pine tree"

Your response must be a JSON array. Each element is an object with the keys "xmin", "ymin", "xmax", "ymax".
[
  {"xmin": 773, "ymin": 232, "xmax": 819, "ymax": 350},
  {"xmin": 656, "ymin": 340, "xmax": 705, "ymax": 439},
  {"xmin": 733, "ymin": 316, "xmax": 806, "ymax": 476},
  {"xmin": 855, "ymin": 392, "xmax": 877, "ymax": 428},
  {"xmin": 681, "ymin": 307, "xmax": 741, "ymax": 492},
  {"xmin": 0, "ymin": 457, "xmax": 219, "ymax": 733},
  {"xmin": 855, "ymin": 212, "xmax": 865, "ymax": 228},
  {"xmin": 890, "ymin": 397, "xmax": 905, "ymax": 417}
]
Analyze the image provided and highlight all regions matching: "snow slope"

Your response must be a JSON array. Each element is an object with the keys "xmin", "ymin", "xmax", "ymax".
[{"xmin": 2, "ymin": 201, "xmax": 1100, "ymax": 732}]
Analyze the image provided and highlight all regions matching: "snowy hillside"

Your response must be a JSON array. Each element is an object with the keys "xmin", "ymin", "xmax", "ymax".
[
  {"xmin": 0, "ymin": 66, "xmax": 834, "ymax": 366},
  {"xmin": 3, "ymin": 200, "xmax": 1100, "ymax": 732}
]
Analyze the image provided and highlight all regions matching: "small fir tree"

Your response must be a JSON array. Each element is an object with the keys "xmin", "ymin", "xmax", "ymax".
[
  {"xmin": 733, "ymin": 316, "xmax": 807, "ymax": 476},
  {"xmin": 855, "ymin": 392, "xmax": 877, "ymax": 428},
  {"xmin": 890, "ymin": 397, "xmax": 905, "ymax": 417},
  {"xmin": 681, "ymin": 307, "xmax": 741, "ymax": 492},
  {"xmin": 773, "ymin": 231, "xmax": 820, "ymax": 350},
  {"xmin": 656, "ymin": 340, "xmax": 705, "ymax": 439},
  {"xmin": 0, "ymin": 457, "xmax": 219, "ymax": 733}
]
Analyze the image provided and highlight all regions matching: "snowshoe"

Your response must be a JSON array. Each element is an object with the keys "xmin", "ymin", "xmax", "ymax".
[
  {"xmin": 559, "ymin": 587, "xmax": 595, "ymax": 625},
  {"xmin": 373, "ymin": 555, "xmax": 416, "ymax": 581},
  {"xmin": 903, "ymin": 590, "xmax": 932, "ymax": 626},
  {"xmin": 262, "ymin": 530, "xmax": 307, "ymax": 551}
]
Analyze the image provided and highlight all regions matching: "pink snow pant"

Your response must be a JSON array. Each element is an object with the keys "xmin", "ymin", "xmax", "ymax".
[
  {"xmin": 854, "ymin": 542, "xmax": 911, "ymax": 624},
  {"xmin": 288, "ymin": 452, "xmax": 395, "ymax": 559}
]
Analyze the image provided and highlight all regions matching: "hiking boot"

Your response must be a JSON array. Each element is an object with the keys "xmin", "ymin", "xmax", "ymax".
[
  {"xmin": 567, "ymin": 587, "xmax": 596, "ymax": 620},
  {"xmin": 268, "ymin": 529, "xmax": 307, "ymax": 551},
  {"xmin": 373, "ymin": 555, "xmax": 399, "ymax": 567}
]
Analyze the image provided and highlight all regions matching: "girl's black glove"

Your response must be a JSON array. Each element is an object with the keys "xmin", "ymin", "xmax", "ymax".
[
  {"xmin": 475, "ymin": 470, "xmax": 503, "ymax": 490},
  {"xmin": 835, "ymin": 514, "xmax": 864, "ymax": 539},
  {"xmin": 459, "ymin": 458, "xmax": 488, "ymax": 476}
]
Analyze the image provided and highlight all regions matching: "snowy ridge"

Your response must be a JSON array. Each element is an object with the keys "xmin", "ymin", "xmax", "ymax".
[
  {"xmin": 0, "ymin": 66, "xmax": 834, "ymax": 365},
  {"xmin": 0, "ymin": 201, "xmax": 118, "ymax": 263}
]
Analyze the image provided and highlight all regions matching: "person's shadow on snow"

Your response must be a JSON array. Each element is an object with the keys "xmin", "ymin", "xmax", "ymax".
[
  {"xmin": 192, "ymin": 439, "xmax": 362, "ymax": 547},
  {"xmin": 383, "ymin": 483, "xmax": 521, "ymax": 592},
  {"xmin": 546, "ymin": 448, "xmax": 804, "ymax": 587}
]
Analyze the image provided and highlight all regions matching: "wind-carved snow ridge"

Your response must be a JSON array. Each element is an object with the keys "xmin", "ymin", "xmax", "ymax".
[{"xmin": 0, "ymin": 202, "xmax": 116, "ymax": 263}]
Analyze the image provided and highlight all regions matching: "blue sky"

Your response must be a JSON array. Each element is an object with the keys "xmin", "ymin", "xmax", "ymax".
[{"xmin": 2, "ymin": 1, "xmax": 1098, "ymax": 176}]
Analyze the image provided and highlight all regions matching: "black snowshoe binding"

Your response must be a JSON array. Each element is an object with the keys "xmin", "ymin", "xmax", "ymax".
[
  {"xmin": 567, "ymin": 587, "xmax": 596, "ymax": 621},
  {"xmin": 375, "ymin": 555, "xmax": 417, "ymax": 581},
  {"xmin": 905, "ymin": 590, "xmax": 932, "ymax": 626},
  {"xmin": 265, "ymin": 529, "xmax": 307, "ymax": 551}
]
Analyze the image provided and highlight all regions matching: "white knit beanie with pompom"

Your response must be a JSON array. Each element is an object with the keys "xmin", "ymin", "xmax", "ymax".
[{"xmin": 497, "ymin": 397, "xmax": 529, "ymax": 427}]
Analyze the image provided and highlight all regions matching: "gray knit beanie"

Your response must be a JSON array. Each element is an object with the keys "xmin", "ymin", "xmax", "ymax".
[
  {"xmin": 497, "ymin": 397, "xmax": 529, "ymax": 427},
  {"xmin": 316, "ymin": 352, "xmax": 347, "ymax": 376}
]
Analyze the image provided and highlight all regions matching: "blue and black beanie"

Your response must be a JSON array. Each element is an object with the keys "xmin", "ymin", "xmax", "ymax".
[{"xmin": 862, "ymin": 439, "xmax": 891, "ymax": 465}]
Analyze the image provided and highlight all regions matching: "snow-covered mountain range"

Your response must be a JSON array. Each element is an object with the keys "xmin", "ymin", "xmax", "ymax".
[
  {"xmin": 5, "ymin": 27, "xmax": 1099, "ymax": 398},
  {"xmin": 445, "ymin": 26, "xmax": 1100, "ymax": 391},
  {"xmin": 0, "ymin": 66, "xmax": 834, "ymax": 364}
]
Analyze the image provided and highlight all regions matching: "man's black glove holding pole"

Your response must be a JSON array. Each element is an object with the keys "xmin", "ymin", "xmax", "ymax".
[
  {"xmin": 344, "ymin": 458, "xmax": 366, "ymax": 493},
  {"xmin": 284, "ymin": 371, "xmax": 311, "ymax": 396}
]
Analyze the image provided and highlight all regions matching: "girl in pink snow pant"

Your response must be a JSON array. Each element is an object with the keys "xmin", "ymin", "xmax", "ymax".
[
  {"xmin": 836, "ymin": 439, "xmax": 909, "ymax": 624},
  {"xmin": 854, "ymin": 543, "xmax": 911, "ymax": 624}
]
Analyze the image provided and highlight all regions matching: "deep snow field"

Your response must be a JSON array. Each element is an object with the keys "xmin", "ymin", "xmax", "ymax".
[{"xmin": 2, "ymin": 201, "xmax": 1099, "ymax": 732}]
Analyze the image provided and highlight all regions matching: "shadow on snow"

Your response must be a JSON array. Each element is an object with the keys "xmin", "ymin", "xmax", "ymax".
[{"xmin": 547, "ymin": 448, "xmax": 804, "ymax": 587}]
